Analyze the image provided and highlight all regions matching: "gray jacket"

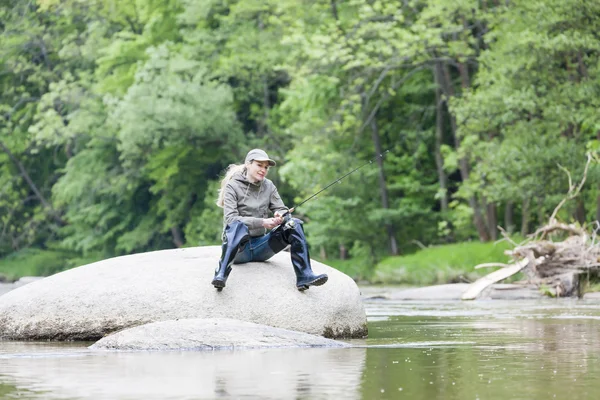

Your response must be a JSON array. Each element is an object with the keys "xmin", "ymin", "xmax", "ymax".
[{"xmin": 222, "ymin": 171, "xmax": 288, "ymax": 237}]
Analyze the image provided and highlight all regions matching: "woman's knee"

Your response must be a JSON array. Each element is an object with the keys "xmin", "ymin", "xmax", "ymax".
[{"xmin": 226, "ymin": 220, "xmax": 249, "ymax": 232}]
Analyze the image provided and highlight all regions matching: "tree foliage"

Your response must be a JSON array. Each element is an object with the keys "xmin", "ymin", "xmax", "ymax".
[{"xmin": 1, "ymin": 0, "xmax": 599, "ymax": 276}]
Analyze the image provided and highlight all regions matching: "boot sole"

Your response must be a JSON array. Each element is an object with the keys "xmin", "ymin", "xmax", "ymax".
[
  {"xmin": 212, "ymin": 279, "xmax": 226, "ymax": 290},
  {"xmin": 297, "ymin": 275, "xmax": 328, "ymax": 291}
]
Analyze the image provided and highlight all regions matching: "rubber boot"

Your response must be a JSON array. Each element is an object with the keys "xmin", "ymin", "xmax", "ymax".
[
  {"xmin": 212, "ymin": 221, "xmax": 250, "ymax": 291},
  {"xmin": 285, "ymin": 218, "xmax": 328, "ymax": 291}
]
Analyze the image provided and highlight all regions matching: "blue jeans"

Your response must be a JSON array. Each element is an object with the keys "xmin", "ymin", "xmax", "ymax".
[
  {"xmin": 233, "ymin": 231, "xmax": 279, "ymax": 264},
  {"xmin": 213, "ymin": 219, "xmax": 327, "ymax": 290}
]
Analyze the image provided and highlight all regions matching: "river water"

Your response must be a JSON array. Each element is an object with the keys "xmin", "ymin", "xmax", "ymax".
[{"xmin": 2, "ymin": 287, "xmax": 600, "ymax": 399}]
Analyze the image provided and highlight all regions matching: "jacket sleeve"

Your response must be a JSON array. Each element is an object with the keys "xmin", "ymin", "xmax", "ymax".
[
  {"xmin": 223, "ymin": 183, "xmax": 264, "ymax": 229},
  {"xmin": 269, "ymin": 186, "xmax": 289, "ymax": 214}
]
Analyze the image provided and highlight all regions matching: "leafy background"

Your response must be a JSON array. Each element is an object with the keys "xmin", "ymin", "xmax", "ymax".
[{"xmin": 1, "ymin": 0, "xmax": 599, "ymax": 282}]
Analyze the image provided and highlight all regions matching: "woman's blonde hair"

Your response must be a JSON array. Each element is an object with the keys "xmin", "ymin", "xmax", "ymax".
[{"xmin": 216, "ymin": 163, "xmax": 247, "ymax": 207}]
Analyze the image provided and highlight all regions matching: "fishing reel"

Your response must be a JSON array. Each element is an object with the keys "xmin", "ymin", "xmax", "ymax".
[{"xmin": 277, "ymin": 210, "xmax": 295, "ymax": 231}]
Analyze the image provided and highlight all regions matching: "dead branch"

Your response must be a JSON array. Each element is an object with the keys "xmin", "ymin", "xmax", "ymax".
[
  {"xmin": 548, "ymin": 153, "xmax": 592, "ymax": 224},
  {"xmin": 497, "ymin": 226, "xmax": 518, "ymax": 247},
  {"xmin": 474, "ymin": 262, "xmax": 511, "ymax": 269},
  {"xmin": 410, "ymin": 240, "xmax": 427, "ymax": 250},
  {"xmin": 532, "ymin": 223, "xmax": 586, "ymax": 240}
]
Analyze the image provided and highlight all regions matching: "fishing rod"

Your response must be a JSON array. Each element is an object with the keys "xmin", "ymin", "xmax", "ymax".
[{"xmin": 279, "ymin": 150, "xmax": 391, "ymax": 219}]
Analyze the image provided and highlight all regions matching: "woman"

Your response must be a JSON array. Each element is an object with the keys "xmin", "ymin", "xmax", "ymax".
[{"xmin": 212, "ymin": 148, "xmax": 328, "ymax": 291}]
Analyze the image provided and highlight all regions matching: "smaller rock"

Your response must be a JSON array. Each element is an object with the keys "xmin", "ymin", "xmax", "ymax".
[
  {"xmin": 0, "ymin": 283, "xmax": 13, "ymax": 297},
  {"xmin": 14, "ymin": 276, "xmax": 44, "ymax": 288},
  {"xmin": 361, "ymin": 283, "xmax": 545, "ymax": 301},
  {"xmin": 90, "ymin": 318, "xmax": 350, "ymax": 351},
  {"xmin": 386, "ymin": 284, "xmax": 470, "ymax": 300}
]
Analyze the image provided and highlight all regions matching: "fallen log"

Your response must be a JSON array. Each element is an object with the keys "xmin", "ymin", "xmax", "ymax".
[{"xmin": 461, "ymin": 258, "xmax": 531, "ymax": 300}]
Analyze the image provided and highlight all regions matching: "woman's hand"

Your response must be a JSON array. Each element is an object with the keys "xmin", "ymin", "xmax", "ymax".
[
  {"xmin": 274, "ymin": 208, "xmax": 294, "ymax": 219},
  {"xmin": 262, "ymin": 217, "xmax": 282, "ymax": 229}
]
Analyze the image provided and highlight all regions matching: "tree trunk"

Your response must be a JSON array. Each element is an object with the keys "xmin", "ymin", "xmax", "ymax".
[
  {"xmin": 330, "ymin": 0, "xmax": 339, "ymax": 20},
  {"xmin": 433, "ymin": 63, "xmax": 449, "ymax": 212},
  {"xmin": 457, "ymin": 60, "xmax": 471, "ymax": 88},
  {"xmin": 504, "ymin": 201, "xmax": 514, "ymax": 233},
  {"xmin": 596, "ymin": 189, "xmax": 600, "ymax": 224},
  {"xmin": 486, "ymin": 201, "xmax": 498, "ymax": 240},
  {"xmin": 0, "ymin": 141, "xmax": 65, "ymax": 226},
  {"xmin": 370, "ymin": 118, "xmax": 399, "ymax": 255},
  {"xmin": 521, "ymin": 198, "xmax": 530, "ymax": 237},
  {"xmin": 597, "ymin": 131, "xmax": 600, "ymax": 223},
  {"xmin": 458, "ymin": 62, "xmax": 488, "ymax": 241},
  {"xmin": 320, "ymin": 246, "xmax": 327, "ymax": 260},
  {"xmin": 171, "ymin": 226, "xmax": 184, "ymax": 248},
  {"xmin": 441, "ymin": 64, "xmax": 458, "ymax": 136},
  {"xmin": 439, "ymin": 62, "xmax": 489, "ymax": 241},
  {"xmin": 257, "ymin": 14, "xmax": 270, "ymax": 137},
  {"xmin": 537, "ymin": 196, "xmax": 546, "ymax": 226},
  {"xmin": 471, "ymin": 199, "xmax": 490, "ymax": 241},
  {"xmin": 261, "ymin": 76, "xmax": 270, "ymax": 136},
  {"xmin": 574, "ymin": 197, "xmax": 586, "ymax": 225},
  {"xmin": 339, "ymin": 244, "xmax": 348, "ymax": 260}
]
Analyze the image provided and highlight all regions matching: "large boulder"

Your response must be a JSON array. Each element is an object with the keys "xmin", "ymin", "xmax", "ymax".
[
  {"xmin": 0, "ymin": 246, "xmax": 367, "ymax": 340},
  {"xmin": 90, "ymin": 318, "xmax": 349, "ymax": 351}
]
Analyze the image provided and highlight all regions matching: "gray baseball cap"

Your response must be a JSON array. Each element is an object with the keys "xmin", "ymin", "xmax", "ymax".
[{"xmin": 244, "ymin": 149, "xmax": 276, "ymax": 166}]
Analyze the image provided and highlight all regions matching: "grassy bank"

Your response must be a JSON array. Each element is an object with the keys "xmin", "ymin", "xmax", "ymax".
[
  {"xmin": 373, "ymin": 241, "xmax": 519, "ymax": 285},
  {"xmin": 321, "ymin": 240, "xmax": 521, "ymax": 286},
  {"xmin": 0, "ymin": 248, "xmax": 103, "ymax": 282}
]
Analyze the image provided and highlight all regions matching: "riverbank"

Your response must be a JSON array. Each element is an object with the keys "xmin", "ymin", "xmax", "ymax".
[
  {"xmin": 0, "ymin": 248, "xmax": 102, "ymax": 282},
  {"xmin": 324, "ymin": 240, "xmax": 520, "ymax": 285}
]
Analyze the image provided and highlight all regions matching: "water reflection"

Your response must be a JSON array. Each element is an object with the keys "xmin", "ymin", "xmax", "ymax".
[
  {"xmin": 362, "ymin": 298, "xmax": 600, "ymax": 399},
  {"xmin": 0, "ymin": 342, "xmax": 365, "ymax": 399}
]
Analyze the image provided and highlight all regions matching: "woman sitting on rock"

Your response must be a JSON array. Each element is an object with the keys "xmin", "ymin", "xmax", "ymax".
[{"xmin": 212, "ymin": 148, "xmax": 328, "ymax": 292}]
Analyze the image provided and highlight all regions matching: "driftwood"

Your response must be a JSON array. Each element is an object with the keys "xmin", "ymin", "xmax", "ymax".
[
  {"xmin": 462, "ymin": 154, "xmax": 600, "ymax": 300},
  {"xmin": 461, "ymin": 258, "xmax": 530, "ymax": 300}
]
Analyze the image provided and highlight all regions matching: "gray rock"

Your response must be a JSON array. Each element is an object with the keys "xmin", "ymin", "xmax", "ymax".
[
  {"xmin": 0, "ymin": 277, "xmax": 45, "ymax": 297},
  {"xmin": 14, "ymin": 276, "xmax": 44, "ymax": 288},
  {"xmin": 363, "ymin": 283, "xmax": 543, "ymax": 301},
  {"xmin": 0, "ymin": 283, "xmax": 13, "ymax": 297},
  {"xmin": 0, "ymin": 246, "xmax": 367, "ymax": 340},
  {"xmin": 377, "ymin": 284, "xmax": 470, "ymax": 300},
  {"xmin": 90, "ymin": 318, "xmax": 350, "ymax": 351},
  {"xmin": 485, "ymin": 283, "xmax": 544, "ymax": 300}
]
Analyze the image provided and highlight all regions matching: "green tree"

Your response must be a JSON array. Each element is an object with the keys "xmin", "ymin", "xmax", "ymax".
[{"xmin": 452, "ymin": 0, "xmax": 600, "ymax": 233}]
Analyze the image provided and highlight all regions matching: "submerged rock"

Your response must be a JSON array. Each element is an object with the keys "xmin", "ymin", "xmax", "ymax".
[
  {"xmin": 90, "ymin": 318, "xmax": 350, "ymax": 351},
  {"xmin": 0, "ymin": 246, "xmax": 367, "ymax": 340}
]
